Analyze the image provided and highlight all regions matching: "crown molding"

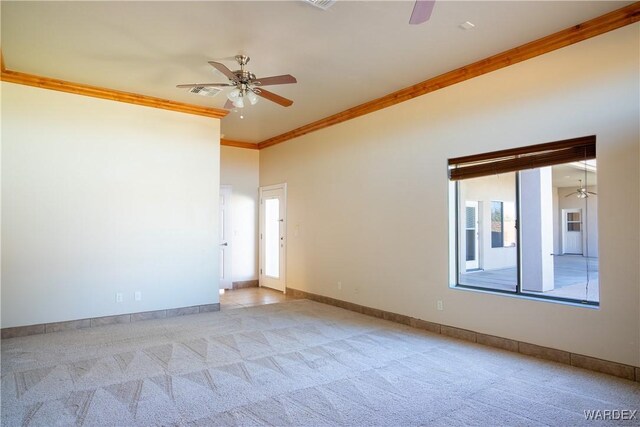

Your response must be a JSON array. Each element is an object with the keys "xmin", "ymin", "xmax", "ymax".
[
  {"xmin": 0, "ymin": 68, "xmax": 228, "ymax": 120},
  {"xmin": 221, "ymin": 139, "xmax": 259, "ymax": 150},
  {"xmin": 2, "ymin": 2, "xmax": 638, "ymax": 150},
  {"xmin": 258, "ymin": 2, "xmax": 640, "ymax": 150}
]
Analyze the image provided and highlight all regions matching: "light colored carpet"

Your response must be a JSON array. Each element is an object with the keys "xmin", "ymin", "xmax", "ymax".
[{"xmin": 2, "ymin": 299, "xmax": 639, "ymax": 426}]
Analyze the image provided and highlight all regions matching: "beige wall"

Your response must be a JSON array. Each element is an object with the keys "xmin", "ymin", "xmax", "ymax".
[
  {"xmin": 1, "ymin": 83, "xmax": 221, "ymax": 328},
  {"xmin": 220, "ymin": 146, "xmax": 259, "ymax": 282},
  {"xmin": 260, "ymin": 24, "xmax": 640, "ymax": 365}
]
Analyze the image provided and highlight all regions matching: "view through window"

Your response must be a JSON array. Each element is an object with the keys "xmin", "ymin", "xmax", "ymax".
[{"xmin": 450, "ymin": 137, "xmax": 598, "ymax": 305}]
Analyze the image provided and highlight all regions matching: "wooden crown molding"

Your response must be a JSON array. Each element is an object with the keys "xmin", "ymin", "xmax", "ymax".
[
  {"xmin": 2, "ymin": 2, "xmax": 638, "ymax": 150},
  {"xmin": 258, "ymin": 2, "xmax": 640, "ymax": 150},
  {"xmin": 221, "ymin": 139, "xmax": 259, "ymax": 150},
  {"xmin": 0, "ymin": 69, "xmax": 228, "ymax": 119}
]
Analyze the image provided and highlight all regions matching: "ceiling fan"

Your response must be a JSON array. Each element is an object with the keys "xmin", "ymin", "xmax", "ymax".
[
  {"xmin": 177, "ymin": 55, "xmax": 297, "ymax": 109},
  {"xmin": 565, "ymin": 180, "xmax": 597, "ymax": 198},
  {"xmin": 409, "ymin": 0, "xmax": 436, "ymax": 25},
  {"xmin": 303, "ymin": 0, "xmax": 435, "ymax": 25}
]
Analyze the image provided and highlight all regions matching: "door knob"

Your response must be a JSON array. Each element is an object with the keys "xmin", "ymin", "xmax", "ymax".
[{"xmin": 220, "ymin": 242, "xmax": 228, "ymax": 246}]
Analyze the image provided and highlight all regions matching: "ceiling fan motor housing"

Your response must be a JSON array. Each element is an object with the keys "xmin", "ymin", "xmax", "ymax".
[
  {"xmin": 232, "ymin": 55, "xmax": 258, "ymax": 91},
  {"xmin": 233, "ymin": 70, "xmax": 256, "ymax": 85}
]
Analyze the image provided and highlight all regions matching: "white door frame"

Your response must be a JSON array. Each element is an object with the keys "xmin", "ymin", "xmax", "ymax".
[
  {"xmin": 219, "ymin": 185, "xmax": 233, "ymax": 290},
  {"xmin": 259, "ymin": 183, "xmax": 287, "ymax": 292},
  {"xmin": 562, "ymin": 208, "xmax": 583, "ymax": 255}
]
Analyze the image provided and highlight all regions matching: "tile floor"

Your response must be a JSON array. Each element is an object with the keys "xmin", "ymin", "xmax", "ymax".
[{"xmin": 219, "ymin": 286, "xmax": 300, "ymax": 310}]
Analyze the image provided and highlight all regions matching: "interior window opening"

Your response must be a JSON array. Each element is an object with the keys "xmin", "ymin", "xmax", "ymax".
[{"xmin": 449, "ymin": 137, "xmax": 598, "ymax": 305}]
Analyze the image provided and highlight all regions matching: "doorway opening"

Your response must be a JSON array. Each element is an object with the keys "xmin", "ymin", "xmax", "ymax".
[
  {"xmin": 259, "ymin": 183, "xmax": 287, "ymax": 292},
  {"xmin": 562, "ymin": 208, "xmax": 583, "ymax": 255},
  {"xmin": 219, "ymin": 185, "xmax": 233, "ymax": 290}
]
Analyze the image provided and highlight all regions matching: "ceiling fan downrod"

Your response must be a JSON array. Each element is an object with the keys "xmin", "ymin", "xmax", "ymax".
[{"xmin": 233, "ymin": 55, "xmax": 256, "ymax": 86}]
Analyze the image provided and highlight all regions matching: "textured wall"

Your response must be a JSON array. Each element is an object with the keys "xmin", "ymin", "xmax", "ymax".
[
  {"xmin": 260, "ymin": 24, "xmax": 640, "ymax": 365},
  {"xmin": 220, "ymin": 146, "xmax": 259, "ymax": 282},
  {"xmin": 2, "ymin": 83, "xmax": 221, "ymax": 327}
]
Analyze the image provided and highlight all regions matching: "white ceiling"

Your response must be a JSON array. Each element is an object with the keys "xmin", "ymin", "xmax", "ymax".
[
  {"xmin": 1, "ymin": 1, "xmax": 632, "ymax": 143},
  {"xmin": 552, "ymin": 163, "xmax": 597, "ymax": 188}
]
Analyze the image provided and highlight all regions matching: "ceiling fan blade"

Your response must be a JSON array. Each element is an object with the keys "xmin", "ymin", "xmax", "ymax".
[
  {"xmin": 253, "ymin": 88, "xmax": 293, "ymax": 107},
  {"xmin": 176, "ymin": 83, "xmax": 234, "ymax": 88},
  {"xmin": 565, "ymin": 192, "xmax": 578, "ymax": 198},
  {"xmin": 223, "ymin": 99, "xmax": 235, "ymax": 110},
  {"xmin": 409, "ymin": 0, "xmax": 435, "ymax": 25},
  {"xmin": 208, "ymin": 61, "xmax": 239, "ymax": 82},
  {"xmin": 253, "ymin": 74, "xmax": 297, "ymax": 86}
]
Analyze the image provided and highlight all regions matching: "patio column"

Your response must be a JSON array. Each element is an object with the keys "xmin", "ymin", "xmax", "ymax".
[{"xmin": 520, "ymin": 167, "xmax": 554, "ymax": 292}]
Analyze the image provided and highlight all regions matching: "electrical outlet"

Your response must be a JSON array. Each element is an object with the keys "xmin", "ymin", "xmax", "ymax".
[
  {"xmin": 116, "ymin": 293, "xmax": 124, "ymax": 303},
  {"xmin": 337, "ymin": 281, "xmax": 342, "ymax": 291},
  {"xmin": 437, "ymin": 300, "xmax": 444, "ymax": 311},
  {"xmin": 134, "ymin": 291, "xmax": 142, "ymax": 301}
]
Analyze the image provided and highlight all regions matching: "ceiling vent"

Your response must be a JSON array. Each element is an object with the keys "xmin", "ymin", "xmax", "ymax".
[
  {"xmin": 188, "ymin": 86, "xmax": 222, "ymax": 97},
  {"xmin": 303, "ymin": 0, "xmax": 336, "ymax": 10}
]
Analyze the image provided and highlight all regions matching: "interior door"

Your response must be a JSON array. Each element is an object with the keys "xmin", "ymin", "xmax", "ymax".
[
  {"xmin": 465, "ymin": 201, "xmax": 480, "ymax": 270},
  {"xmin": 219, "ymin": 185, "xmax": 233, "ymax": 290},
  {"xmin": 259, "ymin": 184, "xmax": 286, "ymax": 292},
  {"xmin": 562, "ymin": 208, "xmax": 583, "ymax": 254}
]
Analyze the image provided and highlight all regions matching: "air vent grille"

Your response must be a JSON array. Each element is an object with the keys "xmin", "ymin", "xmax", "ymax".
[
  {"xmin": 303, "ymin": 0, "xmax": 336, "ymax": 10},
  {"xmin": 188, "ymin": 86, "xmax": 222, "ymax": 97}
]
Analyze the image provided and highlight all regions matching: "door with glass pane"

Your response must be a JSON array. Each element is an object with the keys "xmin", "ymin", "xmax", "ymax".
[
  {"xmin": 562, "ymin": 209, "xmax": 583, "ymax": 254},
  {"xmin": 465, "ymin": 201, "xmax": 480, "ymax": 270},
  {"xmin": 220, "ymin": 185, "xmax": 233, "ymax": 290},
  {"xmin": 259, "ymin": 184, "xmax": 287, "ymax": 292}
]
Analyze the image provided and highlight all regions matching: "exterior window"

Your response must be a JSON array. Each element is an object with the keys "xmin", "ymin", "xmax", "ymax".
[
  {"xmin": 449, "ymin": 136, "xmax": 599, "ymax": 305},
  {"xmin": 491, "ymin": 201, "xmax": 503, "ymax": 248},
  {"xmin": 490, "ymin": 202, "xmax": 516, "ymax": 248}
]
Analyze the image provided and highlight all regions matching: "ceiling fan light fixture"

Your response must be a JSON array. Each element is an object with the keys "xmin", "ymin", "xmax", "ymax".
[
  {"xmin": 565, "ymin": 179, "xmax": 596, "ymax": 199},
  {"xmin": 227, "ymin": 88, "xmax": 241, "ymax": 101},
  {"xmin": 233, "ymin": 97, "xmax": 244, "ymax": 109},
  {"xmin": 247, "ymin": 90, "xmax": 258, "ymax": 105}
]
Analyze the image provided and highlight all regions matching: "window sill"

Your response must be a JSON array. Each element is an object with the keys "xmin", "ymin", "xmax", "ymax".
[{"xmin": 451, "ymin": 284, "xmax": 600, "ymax": 309}]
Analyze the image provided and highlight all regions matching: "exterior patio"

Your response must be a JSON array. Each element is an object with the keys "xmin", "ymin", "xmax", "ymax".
[{"xmin": 459, "ymin": 255, "xmax": 599, "ymax": 302}]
